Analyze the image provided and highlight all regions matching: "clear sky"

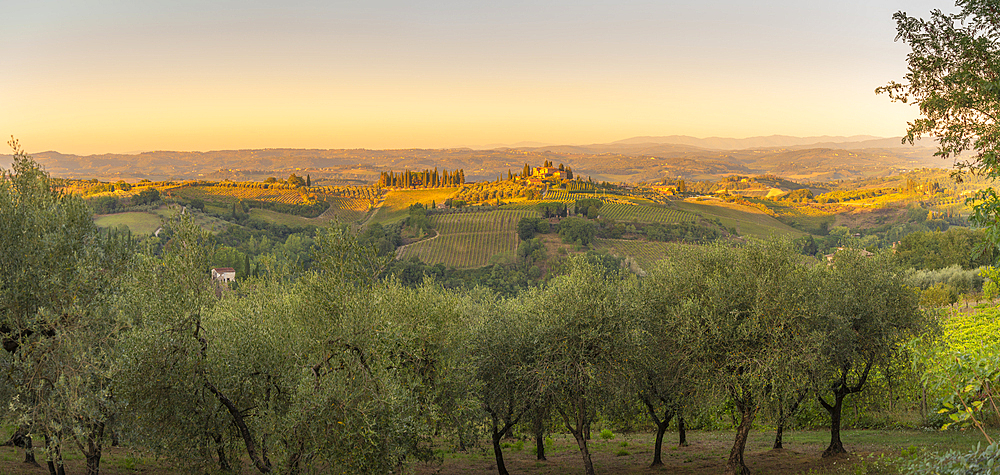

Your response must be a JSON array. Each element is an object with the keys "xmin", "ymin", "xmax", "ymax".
[{"xmin": 2, "ymin": 0, "xmax": 953, "ymax": 155}]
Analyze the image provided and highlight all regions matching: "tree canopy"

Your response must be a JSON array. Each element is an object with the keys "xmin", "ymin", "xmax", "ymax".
[{"xmin": 878, "ymin": 1, "xmax": 1000, "ymax": 242}]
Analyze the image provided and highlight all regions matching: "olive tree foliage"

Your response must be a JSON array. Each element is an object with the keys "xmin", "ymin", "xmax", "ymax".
[
  {"xmin": 464, "ymin": 296, "xmax": 537, "ymax": 475},
  {"xmin": 116, "ymin": 220, "xmax": 466, "ymax": 474},
  {"xmin": 0, "ymin": 140, "xmax": 134, "ymax": 475},
  {"xmin": 680, "ymin": 240, "xmax": 816, "ymax": 475},
  {"xmin": 525, "ymin": 257, "xmax": 643, "ymax": 475},
  {"xmin": 112, "ymin": 216, "xmax": 241, "ymax": 472},
  {"xmin": 810, "ymin": 250, "xmax": 927, "ymax": 457},
  {"xmin": 877, "ymin": 1, "xmax": 1000, "ymax": 244},
  {"xmin": 633, "ymin": 252, "xmax": 712, "ymax": 467}
]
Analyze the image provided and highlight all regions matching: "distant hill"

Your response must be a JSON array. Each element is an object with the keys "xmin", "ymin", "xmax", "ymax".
[
  {"xmin": 2, "ymin": 135, "xmax": 948, "ymax": 184},
  {"xmin": 612, "ymin": 134, "xmax": 929, "ymax": 150}
]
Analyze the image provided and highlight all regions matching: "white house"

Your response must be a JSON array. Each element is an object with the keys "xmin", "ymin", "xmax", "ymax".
[{"xmin": 211, "ymin": 267, "xmax": 236, "ymax": 282}]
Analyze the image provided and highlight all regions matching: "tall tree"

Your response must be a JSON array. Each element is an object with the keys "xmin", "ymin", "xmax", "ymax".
[
  {"xmin": 878, "ymin": 1, "xmax": 1000, "ymax": 244},
  {"xmin": 0, "ymin": 140, "xmax": 134, "ymax": 475}
]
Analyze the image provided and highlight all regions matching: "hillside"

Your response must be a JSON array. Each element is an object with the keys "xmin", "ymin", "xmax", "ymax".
[{"xmin": 3, "ymin": 136, "xmax": 944, "ymax": 185}]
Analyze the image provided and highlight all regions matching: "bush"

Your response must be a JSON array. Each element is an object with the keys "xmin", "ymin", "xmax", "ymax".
[
  {"xmin": 899, "ymin": 441, "xmax": 1000, "ymax": 475},
  {"xmin": 599, "ymin": 428, "xmax": 614, "ymax": 440}
]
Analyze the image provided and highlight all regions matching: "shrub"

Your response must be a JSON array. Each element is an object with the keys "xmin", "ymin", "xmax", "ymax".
[
  {"xmin": 899, "ymin": 441, "xmax": 1000, "ymax": 475},
  {"xmin": 599, "ymin": 428, "xmax": 614, "ymax": 440}
]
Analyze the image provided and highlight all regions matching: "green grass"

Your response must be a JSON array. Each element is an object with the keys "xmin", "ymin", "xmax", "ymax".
[
  {"xmin": 93, "ymin": 212, "xmax": 163, "ymax": 235},
  {"xmin": 248, "ymin": 208, "xmax": 328, "ymax": 227},
  {"xmin": 416, "ymin": 429, "xmax": 985, "ymax": 475},
  {"xmin": 397, "ymin": 209, "xmax": 537, "ymax": 268},
  {"xmin": 675, "ymin": 198, "xmax": 806, "ymax": 238},
  {"xmin": 93, "ymin": 204, "xmax": 233, "ymax": 236},
  {"xmin": 373, "ymin": 188, "xmax": 460, "ymax": 224}
]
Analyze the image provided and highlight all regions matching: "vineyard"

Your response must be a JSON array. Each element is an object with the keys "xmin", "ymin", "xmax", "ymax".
[
  {"xmin": 326, "ymin": 196, "xmax": 373, "ymax": 223},
  {"xmin": 599, "ymin": 202, "xmax": 695, "ymax": 223},
  {"xmin": 397, "ymin": 209, "xmax": 537, "ymax": 268},
  {"xmin": 543, "ymin": 190, "xmax": 578, "ymax": 202},
  {"xmin": 174, "ymin": 183, "xmax": 312, "ymax": 205},
  {"xmin": 313, "ymin": 184, "xmax": 383, "ymax": 202},
  {"xmin": 592, "ymin": 239, "xmax": 677, "ymax": 271}
]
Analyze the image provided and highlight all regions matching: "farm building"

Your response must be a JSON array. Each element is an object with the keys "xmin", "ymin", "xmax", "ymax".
[{"xmin": 211, "ymin": 267, "xmax": 236, "ymax": 282}]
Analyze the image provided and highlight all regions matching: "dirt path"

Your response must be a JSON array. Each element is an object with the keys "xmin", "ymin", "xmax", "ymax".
[
  {"xmin": 360, "ymin": 196, "xmax": 387, "ymax": 227},
  {"xmin": 395, "ymin": 230, "xmax": 440, "ymax": 260}
]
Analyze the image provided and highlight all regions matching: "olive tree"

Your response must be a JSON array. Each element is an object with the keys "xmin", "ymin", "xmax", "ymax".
[
  {"xmin": 634, "ymin": 253, "xmax": 710, "ymax": 466},
  {"xmin": 465, "ymin": 296, "xmax": 537, "ymax": 475},
  {"xmin": 0, "ymin": 141, "xmax": 134, "ymax": 475},
  {"xmin": 680, "ymin": 240, "xmax": 815, "ymax": 475},
  {"xmin": 811, "ymin": 250, "xmax": 927, "ymax": 457},
  {"xmin": 526, "ymin": 257, "xmax": 642, "ymax": 475}
]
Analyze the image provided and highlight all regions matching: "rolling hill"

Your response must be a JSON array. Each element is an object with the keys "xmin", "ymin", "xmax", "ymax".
[{"xmin": 3, "ymin": 136, "xmax": 944, "ymax": 185}]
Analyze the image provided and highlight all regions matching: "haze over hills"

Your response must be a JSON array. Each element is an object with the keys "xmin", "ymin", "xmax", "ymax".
[
  {"xmin": 2, "ymin": 135, "xmax": 945, "ymax": 184},
  {"xmin": 609, "ymin": 135, "xmax": 927, "ymax": 150}
]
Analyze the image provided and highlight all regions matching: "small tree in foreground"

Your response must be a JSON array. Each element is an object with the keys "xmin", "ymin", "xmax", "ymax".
[
  {"xmin": 527, "ymin": 258, "xmax": 641, "ymax": 475},
  {"xmin": 682, "ymin": 240, "xmax": 815, "ymax": 475},
  {"xmin": 812, "ymin": 250, "xmax": 927, "ymax": 457}
]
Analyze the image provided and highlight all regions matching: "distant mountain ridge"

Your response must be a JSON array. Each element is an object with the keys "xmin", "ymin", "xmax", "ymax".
[
  {"xmin": 612, "ymin": 135, "xmax": 926, "ymax": 150},
  {"xmin": 0, "ymin": 135, "xmax": 945, "ymax": 184}
]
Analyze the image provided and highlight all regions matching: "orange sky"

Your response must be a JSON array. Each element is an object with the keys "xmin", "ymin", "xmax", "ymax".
[{"xmin": 2, "ymin": 1, "xmax": 951, "ymax": 155}]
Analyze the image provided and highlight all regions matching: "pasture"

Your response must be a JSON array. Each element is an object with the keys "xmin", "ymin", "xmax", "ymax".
[
  {"xmin": 373, "ymin": 188, "xmax": 460, "ymax": 224},
  {"xmin": 93, "ymin": 211, "xmax": 162, "ymax": 235},
  {"xmin": 93, "ymin": 204, "xmax": 231, "ymax": 235}
]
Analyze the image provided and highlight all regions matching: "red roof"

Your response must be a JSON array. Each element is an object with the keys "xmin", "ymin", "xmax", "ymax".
[{"xmin": 213, "ymin": 267, "xmax": 236, "ymax": 273}]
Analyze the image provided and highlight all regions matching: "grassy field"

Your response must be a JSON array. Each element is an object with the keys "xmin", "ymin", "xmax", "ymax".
[
  {"xmin": 93, "ymin": 212, "xmax": 163, "ymax": 235},
  {"xmin": 675, "ymin": 198, "xmax": 806, "ymax": 238},
  {"xmin": 93, "ymin": 204, "xmax": 231, "ymax": 235},
  {"xmin": 0, "ymin": 429, "xmax": 981, "ymax": 475},
  {"xmin": 397, "ymin": 209, "xmax": 537, "ymax": 268},
  {"xmin": 247, "ymin": 208, "xmax": 329, "ymax": 227},
  {"xmin": 413, "ymin": 429, "xmax": 984, "ymax": 475},
  {"xmin": 373, "ymin": 188, "xmax": 460, "ymax": 224}
]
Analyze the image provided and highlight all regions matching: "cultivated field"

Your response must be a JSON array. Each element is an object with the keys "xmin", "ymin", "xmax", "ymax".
[
  {"xmin": 598, "ymin": 202, "xmax": 695, "ymax": 223},
  {"xmin": 675, "ymin": 198, "xmax": 805, "ymax": 238},
  {"xmin": 327, "ymin": 196, "xmax": 373, "ymax": 223},
  {"xmin": 172, "ymin": 183, "xmax": 313, "ymax": 205},
  {"xmin": 592, "ymin": 239, "xmax": 678, "ymax": 271},
  {"xmin": 397, "ymin": 209, "xmax": 537, "ymax": 268}
]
